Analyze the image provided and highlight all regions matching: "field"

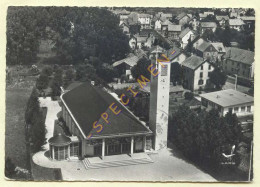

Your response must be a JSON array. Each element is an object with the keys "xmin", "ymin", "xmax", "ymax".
[{"xmin": 5, "ymin": 88, "xmax": 32, "ymax": 169}]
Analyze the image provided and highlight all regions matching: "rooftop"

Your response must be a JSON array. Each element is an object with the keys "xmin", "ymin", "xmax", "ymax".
[
  {"xmin": 112, "ymin": 55, "xmax": 140, "ymax": 67},
  {"xmin": 223, "ymin": 47, "xmax": 254, "ymax": 65},
  {"xmin": 216, "ymin": 15, "xmax": 229, "ymax": 21},
  {"xmin": 176, "ymin": 12, "xmax": 188, "ymax": 20},
  {"xmin": 61, "ymin": 83, "xmax": 151, "ymax": 139},
  {"xmin": 48, "ymin": 133, "xmax": 71, "ymax": 146},
  {"xmin": 229, "ymin": 18, "xmax": 245, "ymax": 26},
  {"xmin": 166, "ymin": 46, "xmax": 182, "ymax": 61},
  {"xmin": 211, "ymin": 42, "xmax": 226, "ymax": 53},
  {"xmin": 201, "ymin": 22, "xmax": 217, "ymax": 28},
  {"xmin": 161, "ymin": 19, "xmax": 174, "ymax": 26},
  {"xmin": 197, "ymin": 41, "xmax": 212, "ymax": 52},
  {"xmin": 240, "ymin": 16, "xmax": 255, "ymax": 21},
  {"xmin": 179, "ymin": 27, "xmax": 193, "ymax": 38},
  {"xmin": 182, "ymin": 55, "xmax": 205, "ymax": 70},
  {"xmin": 200, "ymin": 89, "xmax": 254, "ymax": 107},
  {"xmin": 168, "ymin": 24, "xmax": 182, "ymax": 32}
]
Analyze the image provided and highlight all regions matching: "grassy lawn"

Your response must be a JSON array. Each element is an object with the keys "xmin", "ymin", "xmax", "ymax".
[
  {"xmin": 5, "ymin": 88, "xmax": 32, "ymax": 169},
  {"xmin": 30, "ymin": 157, "xmax": 62, "ymax": 181}
]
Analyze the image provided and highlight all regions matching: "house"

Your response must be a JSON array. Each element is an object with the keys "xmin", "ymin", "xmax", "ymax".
[
  {"xmin": 221, "ymin": 47, "xmax": 254, "ymax": 79},
  {"xmin": 129, "ymin": 34, "xmax": 155, "ymax": 50},
  {"xmin": 154, "ymin": 18, "xmax": 163, "ymax": 30},
  {"xmin": 211, "ymin": 42, "xmax": 226, "ymax": 62},
  {"xmin": 182, "ymin": 55, "xmax": 214, "ymax": 91},
  {"xmin": 160, "ymin": 13, "xmax": 173, "ymax": 21},
  {"xmin": 216, "ymin": 15, "xmax": 229, "ymax": 28},
  {"xmin": 161, "ymin": 20, "xmax": 174, "ymax": 36},
  {"xmin": 179, "ymin": 28, "xmax": 196, "ymax": 49},
  {"xmin": 200, "ymin": 22, "xmax": 217, "ymax": 33},
  {"xmin": 192, "ymin": 37, "xmax": 206, "ymax": 50},
  {"xmin": 167, "ymin": 25, "xmax": 182, "ymax": 40},
  {"xmin": 166, "ymin": 46, "xmax": 187, "ymax": 65},
  {"xmin": 229, "ymin": 19, "xmax": 245, "ymax": 31},
  {"xmin": 199, "ymin": 13, "xmax": 207, "ymax": 20},
  {"xmin": 229, "ymin": 12, "xmax": 238, "ymax": 18},
  {"xmin": 175, "ymin": 13, "xmax": 191, "ymax": 25},
  {"xmin": 112, "ymin": 55, "xmax": 141, "ymax": 80},
  {"xmin": 119, "ymin": 22, "xmax": 130, "ymax": 35},
  {"xmin": 138, "ymin": 13, "xmax": 152, "ymax": 29},
  {"xmin": 200, "ymin": 89, "xmax": 254, "ymax": 117},
  {"xmin": 55, "ymin": 82, "xmax": 152, "ymax": 160},
  {"xmin": 196, "ymin": 41, "xmax": 218, "ymax": 63},
  {"xmin": 204, "ymin": 11, "xmax": 214, "ymax": 16},
  {"xmin": 189, "ymin": 16, "xmax": 200, "ymax": 31},
  {"xmin": 240, "ymin": 16, "xmax": 255, "ymax": 29}
]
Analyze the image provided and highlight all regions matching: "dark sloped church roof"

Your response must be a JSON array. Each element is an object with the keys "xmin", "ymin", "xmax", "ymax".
[{"xmin": 61, "ymin": 83, "xmax": 151, "ymax": 139}]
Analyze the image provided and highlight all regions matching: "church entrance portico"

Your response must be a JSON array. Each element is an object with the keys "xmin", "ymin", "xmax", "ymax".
[{"xmin": 85, "ymin": 136, "xmax": 147, "ymax": 159}]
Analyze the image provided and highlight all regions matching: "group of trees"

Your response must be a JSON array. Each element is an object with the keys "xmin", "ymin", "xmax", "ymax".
[
  {"xmin": 115, "ymin": 88, "xmax": 149, "ymax": 121},
  {"xmin": 201, "ymin": 21, "xmax": 254, "ymax": 51},
  {"xmin": 168, "ymin": 105, "xmax": 242, "ymax": 165},
  {"xmin": 209, "ymin": 67, "xmax": 228, "ymax": 90},
  {"xmin": 25, "ymin": 88, "xmax": 46, "ymax": 153},
  {"xmin": 7, "ymin": 7, "xmax": 130, "ymax": 65}
]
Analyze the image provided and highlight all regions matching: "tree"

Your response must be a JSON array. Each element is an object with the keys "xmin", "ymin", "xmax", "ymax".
[
  {"xmin": 25, "ymin": 88, "xmax": 46, "ymax": 152},
  {"xmin": 184, "ymin": 92, "xmax": 194, "ymax": 100},
  {"xmin": 129, "ymin": 24, "xmax": 141, "ymax": 35},
  {"xmin": 222, "ymin": 26, "xmax": 232, "ymax": 47},
  {"xmin": 168, "ymin": 105, "xmax": 243, "ymax": 165},
  {"xmin": 209, "ymin": 68, "xmax": 227, "ymax": 89},
  {"xmin": 51, "ymin": 69, "xmax": 63, "ymax": 97},
  {"xmin": 131, "ymin": 57, "xmax": 151, "ymax": 80},
  {"xmin": 202, "ymin": 29, "xmax": 215, "ymax": 41},
  {"xmin": 64, "ymin": 69, "xmax": 75, "ymax": 81},
  {"xmin": 36, "ymin": 74, "xmax": 49, "ymax": 90},
  {"xmin": 96, "ymin": 63, "xmax": 118, "ymax": 83},
  {"xmin": 41, "ymin": 66, "xmax": 53, "ymax": 76},
  {"xmin": 170, "ymin": 62, "xmax": 183, "ymax": 85},
  {"xmin": 5, "ymin": 157, "xmax": 16, "ymax": 178}
]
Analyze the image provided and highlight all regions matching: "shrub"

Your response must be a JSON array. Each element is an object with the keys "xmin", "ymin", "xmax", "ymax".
[{"xmin": 184, "ymin": 92, "xmax": 194, "ymax": 100}]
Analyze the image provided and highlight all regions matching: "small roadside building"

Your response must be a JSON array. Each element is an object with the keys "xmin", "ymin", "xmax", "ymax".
[
  {"xmin": 200, "ymin": 89, "xmax": 254, "ymax": 117},
  {"xmin": 112, "ymin": 55, "xmax": 140, "ymax": 80}
]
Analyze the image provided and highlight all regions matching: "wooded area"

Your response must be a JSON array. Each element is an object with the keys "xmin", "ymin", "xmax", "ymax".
[{"xmin": 7, "ymin": 7, "xmax": 130, "ymax": 65}]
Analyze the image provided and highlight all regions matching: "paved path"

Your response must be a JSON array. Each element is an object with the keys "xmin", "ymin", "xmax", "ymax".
[{"xmin": 38, "ymin": 97, "xmax": 61, "ymax": 149}]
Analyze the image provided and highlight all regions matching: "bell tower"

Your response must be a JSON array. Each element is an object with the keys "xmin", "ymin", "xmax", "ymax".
[{"xmin": 149, "ymin": 47, "xmax": 171, "ymax": 151}]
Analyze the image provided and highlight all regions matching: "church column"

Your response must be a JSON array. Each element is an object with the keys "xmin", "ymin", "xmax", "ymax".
[
  {"xmin": 130, "ymin": 136, "xmax": 134, "ymax": 156},
  {"xmin": 102, "ymin": 139, "xmax": 105, "ymax": 160},
  {"xmin": 51, "ymin": 145, "xmax": 54, "ymax": 159},
  {"xmin": 143, "ymin": 136, "xmax": 146, "ymax": 152}
]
